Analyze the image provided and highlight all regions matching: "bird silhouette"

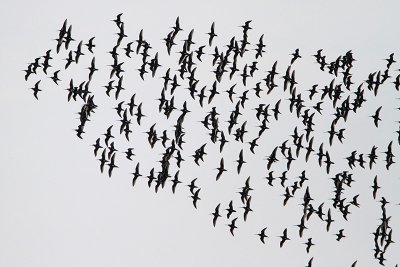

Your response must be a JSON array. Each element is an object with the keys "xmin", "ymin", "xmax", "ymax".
[
  {"xmin": 370, "ymin": 106, "xmax": 382, "ymax": 127},
  {"xmin": 211, "ymin": 204, "xmax": 221, "ymax": 227},
  {"xmin": 279, "ymin": 228, "xmax": 290, "ymax": 247},
  {"xmin": 257, "ymin": 227, "xmax": 268, "ymax": 244},
  {"xmin": 228, "ymin": 217, "xmax": 238, "ymax": 236}
]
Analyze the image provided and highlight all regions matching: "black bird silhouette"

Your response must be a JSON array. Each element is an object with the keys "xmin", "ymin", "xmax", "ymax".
[
  {"xmin": 226, "ymin": 200, "xmax": 236, "ymax": 219},
  {"xmin": 211, "ymin": 204, "xmax": 221, "ymax": 227},
  {"xmin": 216, "ymin": 158, "xmax": 227, "ymax": 181},
  {"xmin": 228, "ymin": 217, "xmax": 238, "ymax": 236},
  {"xmin": 370, "ymin": 106, "xmax": 382, "ymax": 127},
  {"xmin": 85, "ymin": 37, "xmax": 95, "ymax": 53},
  {"xmin": 290, "ymin": 48, "xmax": 301, "ymax": 64},
  {"xmin": 304, "ymin": 238, "xmax": 314, "ymax": 253},
  {"xmin": 170, "ymin": 171, "xmax": 182, "ymax": 194},
  {"xmin": 255, "ymin": 34, "xmax": 265, "ymax": 59},
  {"xmin": 131, "ymin": 163, "xmax": 141, "ymax": 187},
  {"xmin": 385, "ymin": 53, "xmax": 395, "ymax": 68},
  {"xmin": 115, "ymin": 76, "xmax": 125, "ymax": 100},
  {"xmin": 267, "ymin": 147, "xmax": 278, "ymax": 170},
  {"xmin": 107, "ymin": 153, "xmax": 118, "ymax": 177},
  {"xmin": 336, "ymin": 229, "xmax": 346, "ymax": 241},
  {"xmin": 107, "ymin": 142, "xmax": 117, "ymax": 159},
  {"xmin": 296, "ymin": 216, "xmax": 307, "ymax": 237},
  {"xmin": 103, "ymin": 126, "xmax": 114, "ymax": 146},
  {"xmin": 191, "ymin": 188, "xmax": 201, "ymax": 208},
  {"xmin": 112, "ymin": 13, "xmax": 123, "ymax": 27},
  {"xmin": 195, "ymin": 45, "xmax": 205, "ymax": 62},
  {"xmin": 64, "ymin": 51, "xmax": 75, "ymax": 69},
  {"xmin": 350, "ymin": 194, "xmax": 360, "ymax": 208},
  {"xmin": 225, "ymin": 84, "xmax": 237, "ymax": 102},
  {"xmin": 125, "ymin": 148, "xmax": 134, "ymax": 160},
  {"xmin": 326, "ymin": 208, "xmax": 334, "ymax": 232},
  {"xmin": 98, "ymin": 148, "xmax": 108, "ymax": 173},
  {"xmin": 75, "ymin": 124, "xmax": 85, "ymax": 139},
  {"xmin": 242, "ymin": 196, "xmax": 253, "ymax": 221},
  {"xmin": 30, "ymin": 80, "xmax": 41, "ymax": 100},
  {"xmin": 50, "ymin": 70, "xmax": 61, "ymax": 84},
  {"xmin": 272, "ymin": 99, "xmax": 281, "ymax": 120},
  {"xmin": 240, "ymin": 20, "xmax": 252, "ymax": 33},
  {"xmin": 74, "ymin": 41, "xmax": 84, "ymax": 63},
  {"xmin": 279, "ymin": 228, "xmax": 290, "ymax": 247},
  {"xmin": 135, "ymin": 103, "xmax": 144, "ymax": 125},
  {"xmin": 187, "ymin": 178, "xmax": 198, "ymax": 194},
  {"xmin": 124, "ymin": 42, "xmax": 134, "ymax": 58},
  {"xmin": 257, "ymin": 227, "xmax": 268, "ymax": 244},
  {"xmin": 92, "ymin": 138, "xmax": 102, "ymax": 156},
  {"xmin": 88, "ymin": 57, "xmax": 98, "ymax": 81},
  {"xmin": 324, "ymin": 151, "xmax": 334, "ymax": 174},
  {"xmin": 207, "ymin": 22, "xmax": 217, "ymax": 46},
  {"xmin": 306, "ymin": 257, "xmax": 314, "ymax": 267},
  {"xmin": 372, "ymin": 175, "xmax": 380, "ymax": 199},
  {"xmin": 305, "ymin": 137, "xmax": 314, "ymax": 162},
  {"xmin": 236, "ymin": 149, "xmax": 246, "ymax": 174},
  {"xmin": 146, "ymin": 168, "xmax": 156, "ymax": 188}
]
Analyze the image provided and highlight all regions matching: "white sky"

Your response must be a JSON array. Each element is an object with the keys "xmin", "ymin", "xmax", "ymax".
[{"xmin": 1, "ymin": 1, "xmax": 400, "ymax": 267}]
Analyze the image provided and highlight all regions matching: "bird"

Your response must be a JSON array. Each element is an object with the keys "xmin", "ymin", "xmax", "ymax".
[
  {"xmin": 187, "ymin": 178, "xmax": 198, "ymax": 194},
  {"xmin": 290, "ymin": 48, "xmax": 301, "ymax": 64},
  {"xmin": 85, "ymin": 37, "xmax": 95, "ymax": 53},
  {"xmin": 236, "ymin": 149, "xmax": 246, "ymax": 174},
  {"xmin": 50, "ymin": 70, "xmax": 61, "ymax": 84},
  {"xmin": 107, "ymin": 153, "xmax": 118, "ymax": 177},
  {"xmin": 242, "ymin": 196, "xmax": 253, "ymax": 221},
  {"xmin": 135, "ymin": 103, "xmax": 145, "ymax": 125},
  {"xmin": 326, "ymin": 208, "xmax": 334, "ymax": 232},
  {"xmin": 248, "ymin": 137, "xmax": 259, "ymax": 154},
  {"xmin": 350, "ymin": 195, "xmax": 360, "ymax": 208},
  {"xmin": 30, "ymin": 80, "xmax": 42, "ymax": 99},
  {"xmin": 228, "ymin": 217, "xmax": 238, "ymax": 236},
  {"xmin": 124, "ymin": 42, "xmax": 134, "ymax": 58},
  {"xmin": 103, "ymin": 126, "xmax": 114, "ymax": 146},
  {"xmin": 272, "ymin": 99, "xmax": 281, "ymax": 120},
  {"xmin": 98, "ymin": 149, "xmax": 108, "ymax": 173},
  {"xmin": 207, "ymin": 22, "xmax": 217, "ymax": 46},
  {"xmin": 257, "ymin": 227, "xmax": 268, "ymax": 244},
  {"xmin": 370, "ymin": 106, "xmax": 382, "ymax": 127},
  {"xmin": 306, "ymin": 257, "xmax": 314, "ymax": 267},
  {"xmin": 372, "ymin": 175, "xmax": 380, "ymax": 199},
  {"xmin": 336, "ymin": 229, "xmax": 346, "ymax": 241},
  {"xmin": 74, "ymin": 41, "xmax": 84, "ymax": 63},
  {"xmin": 92, "ymin": 138, "xmax": 102, "ymax": 156},
  {"xmin": 88, "ymin": 57, "xmax": 98, "ymax": 80},
  {"xmin": 131, "ymin": 163, "xmax": 141, "ymax": 187},
  {"xmin": 226, "ymin": 201, "xmax": 236, "ymax": 219},
  {"xmin": 211, "ymin": 204, "xmax": 221, "ymax": 227},
  {"xmin": 216, "ymin": 158, "xmax": 227, "ymax": 181},
  {"xmin": 304, "ymin": 238, "xmax": 314, "ymax": 253},
  {"xmin": 279, "ymin": 228, "xmax": 290, "ymax": 247},
  {"xmin": 125, "ymin": 148, "xmax": 134, "ymax": 160},
  {"xmin": 169, "ymin": 170, "xmax": 182, "ymax": 194}
]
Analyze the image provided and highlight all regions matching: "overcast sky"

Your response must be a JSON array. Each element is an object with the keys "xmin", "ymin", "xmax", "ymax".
[{"xmin": 1, "ymin": 1, "xmax": 400, "ymax": 267}]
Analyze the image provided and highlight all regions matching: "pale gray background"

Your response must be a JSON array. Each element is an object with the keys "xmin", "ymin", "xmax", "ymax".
[{"xmin": 1, "ymin": 1, "xmax": 399, "ymax": 266}]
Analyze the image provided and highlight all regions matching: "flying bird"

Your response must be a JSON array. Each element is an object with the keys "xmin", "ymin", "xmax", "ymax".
[
  {"xmin": 211, "ymin": 204, "xmax": 221, "ymax": 227},
  {"xmin": 370, "ymin": 106, "xmax": 382, "ymax": 127},
  {"xmin": 257, "ymin": 227, "xmax": 268, "ymax": 244}
]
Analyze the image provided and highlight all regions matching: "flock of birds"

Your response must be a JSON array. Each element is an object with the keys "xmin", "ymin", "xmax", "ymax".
[{"xmin": 24, "ymin": 14, "xmax": 400, "ymax": 267}]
